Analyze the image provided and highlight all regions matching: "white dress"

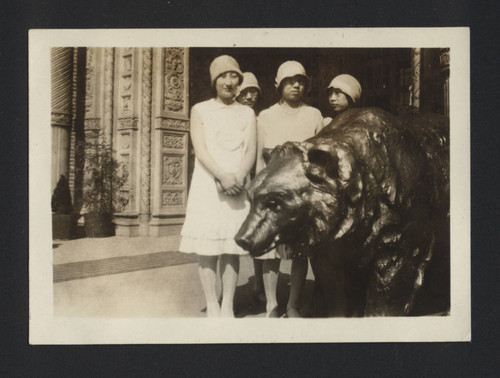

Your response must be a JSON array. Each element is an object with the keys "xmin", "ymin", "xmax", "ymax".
[
  {"xmin": 179, "ymin": 99, "xmax": 256, "ymax": 256},
  {"xmin": 255, "ymin": 101, "xmax": 324, "ymax": 259}
]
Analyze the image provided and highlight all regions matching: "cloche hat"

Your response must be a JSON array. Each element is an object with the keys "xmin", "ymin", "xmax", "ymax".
[
  {"xmin": 209, "ymin": 55, "xmax": 244, "ymax": 87},
  {"xmin": 236, "ymin": 72, "xmax": 261, "ymax": 97},
  {"xmin": 275, "ymin": 61, "xmax": 311, "ymax": 92},
  {"xmin": 327, "ymin": 74, "xmax": 362, "ymax": 104}
]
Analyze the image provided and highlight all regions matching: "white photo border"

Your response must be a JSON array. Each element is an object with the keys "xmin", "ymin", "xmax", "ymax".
[{"xmin": 29, "ymin": 28, "xmax": 470, "ymax": 344}]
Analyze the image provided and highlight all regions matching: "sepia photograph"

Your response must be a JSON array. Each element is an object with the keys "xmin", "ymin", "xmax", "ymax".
[{"xmin": 29, "ymin": 28, "xmax": 470, "ymax": 343}]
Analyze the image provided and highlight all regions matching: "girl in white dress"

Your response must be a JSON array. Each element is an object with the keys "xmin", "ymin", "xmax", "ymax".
[
  {"xmin": 179, "ymin": 55, "xmax": 257, "ymax": 318},
  {"xmin": 256, "ymin": 61, "xmax": 323, "ymax": 317}
]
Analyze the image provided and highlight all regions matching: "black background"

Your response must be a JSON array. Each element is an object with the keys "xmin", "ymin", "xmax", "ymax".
[{"xmin": 2, "ymin": 0, "xmax": 499, "ymax": 376}]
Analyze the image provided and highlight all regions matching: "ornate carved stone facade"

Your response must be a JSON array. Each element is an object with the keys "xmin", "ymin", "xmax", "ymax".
[
  {"xmin": 149, "ymin": 48, "xmax": 189, "ymax": 236},
  {"xmin": 58, "ymin": 47, "xmax": 189, "ymax": 237},
  {"xmin": 57, "ymin": 47, "xmax": 446, "ymax": 238}
]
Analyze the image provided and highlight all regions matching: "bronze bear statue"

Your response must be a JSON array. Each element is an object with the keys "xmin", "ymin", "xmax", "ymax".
[{"xmin": 235, "ymin": 107, "xmax": 449, "ymax": 317}]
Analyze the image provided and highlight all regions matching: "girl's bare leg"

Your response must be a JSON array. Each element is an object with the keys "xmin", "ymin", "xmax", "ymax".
[
  {"xmin": 198, "ymin": 255, "xmax": 220, "ymax": 318},
  {"xmin": 263, "ymin": 259, "xmax": 280, "ymax": 316},
  {"xmin": 220, "ymin": 254, "xmax": 240, "ymax": 318}
]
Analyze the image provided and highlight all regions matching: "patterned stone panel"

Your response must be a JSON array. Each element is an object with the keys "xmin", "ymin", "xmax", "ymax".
[
  {"xmin": 163, "ymin": 133, "xmax": 185, "ymax": 150},
  {"xmin": 157, "ymin": 118, "xmax": 190, "ymax": 131},
  {"xmin": 162, "ymin": 190, "xmax": 184, "ymax": 208},
  {"xmin": 162, "ymin": 154, "xmax": 184, "ymax": 186}
]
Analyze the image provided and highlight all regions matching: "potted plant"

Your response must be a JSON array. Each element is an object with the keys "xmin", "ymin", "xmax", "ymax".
[
  {"xmin": 81, "ymin": 138, "xmax": 128, "ymax": 237},
  {"xmin": 51, "ymin": 175, "xmax": 76, "ymax": 240}
]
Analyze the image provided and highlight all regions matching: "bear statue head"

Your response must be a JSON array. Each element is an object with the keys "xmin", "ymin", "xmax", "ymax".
[{"xmin": 235, "ymin": 139, "xmax": 363, "ymax": 257}]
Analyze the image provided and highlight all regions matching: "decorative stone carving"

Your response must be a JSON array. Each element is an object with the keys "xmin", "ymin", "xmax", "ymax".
[
  {"xmin": 163, "ymin": 133, "xmax": 184, "ymax": 149},
  {"xmin": 123, "ymin": 55, "xmax": 132, "ymax": 72},
  {"xmin": 85, "ymin": 48, "xmax": 95, "ymax": 115},
  {"xmin": 439, "ymin": 48, "xmax": 450, "ymax": 72},
  {"xmin": 162, "ymin": 191, "xmax": 183, "ymax": 207},
  {"xmin": 119, "ymin": 133, "xmax": 131, "ymax": 149},
  {"xmin": 158, "ymin": 118, "xmax": 190, "ymax": 131},
  {"xmin": 118, "ymin": 116, "xmax": 138, "ymax": 130},
  {"xmin": 162, "ymin": 155, "xmax": 183, "ymax": 185},
  {"xmin": 163, "ymin": 48, "xmax": 185, "ymax": 112},
  {"xmin": 122, "ymin": 95, "xmax": 131, "ymax": 113},
  {"xmin": 411, "ymin": 48, "xmax": 421, "ymax": 109},
  {"xmin": 84, "ymin": 118, "xmax": 101, "ymax": 130},
  {"xmin": 120, "ymin": 154, "xmax": 131, "ymax": 188},
  {"xmin": 51, "ymin": 47, "xmax": 74, "ymax": 113},
  {"xmin": 51, "ymin": 112, "xmax": 72, "ymax": 126},
  {"xmin": 122, "ymin": 75, "xmax": 132, "ymax": 92}
]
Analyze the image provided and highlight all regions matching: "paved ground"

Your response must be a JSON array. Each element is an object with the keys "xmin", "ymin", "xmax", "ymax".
[{"xmin": 53, "ymin": 235, "xmax": 315, "ymax": 318}]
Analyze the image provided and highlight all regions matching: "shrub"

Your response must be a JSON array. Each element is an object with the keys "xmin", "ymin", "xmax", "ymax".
[{"xmin": 51, "ymin": 175, "xmax": 73, "ymax": 214}]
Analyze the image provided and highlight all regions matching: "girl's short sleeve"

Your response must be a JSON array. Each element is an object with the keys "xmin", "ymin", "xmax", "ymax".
[{"xmin": 190, "ymin": 104, "xmax": 203, "ymax": 129}]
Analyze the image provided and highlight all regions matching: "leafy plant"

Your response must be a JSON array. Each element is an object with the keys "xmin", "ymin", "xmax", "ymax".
[
  {"xmin": 80, "ymin": 137, "xmax": 129, "ymax": 214},
  {"xmin": 51, "ymin": 175, "xmax": 73, "ymax": 214}
]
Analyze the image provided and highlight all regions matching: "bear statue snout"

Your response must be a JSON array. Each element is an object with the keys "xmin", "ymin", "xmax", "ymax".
[
  {"xmin": 235, "ymin": 222, "xmax": 257, "ymax": 253},
  {"xmin": 234, "ymin": 232, "xmax": 253, "ymax": 252},
  {"xmin": 235, "ymin": 216, "xmax": 272, "ymax": 256}
]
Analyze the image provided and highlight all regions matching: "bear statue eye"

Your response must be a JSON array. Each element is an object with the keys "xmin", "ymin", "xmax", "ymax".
[{"xmin": 267, "ymin": 199, "xmax": 281, "ymax": 211}]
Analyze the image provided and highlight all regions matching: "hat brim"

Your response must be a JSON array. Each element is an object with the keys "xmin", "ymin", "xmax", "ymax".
[
  {"xmin": 236, "ymin": 84, "xmax": 261, "ymax": 97},
  {"xmin": 276, "ymin": 74, "xmax": 312, "ymax": 93},
  {"xmin": 211, "ymin": 70, "xmax": 244, "ymax": 87}
]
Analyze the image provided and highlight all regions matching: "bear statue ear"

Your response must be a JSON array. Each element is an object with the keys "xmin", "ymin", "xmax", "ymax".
[
  {"xmin": 262, "ymin": 148, "xmax": 274, "ymax": 165},
  {"xmin": 306, "ymin": 145, "xmax": 339, "ymax": 184},
  {"xmin": 306, "ymin": 145, "xmax": 363, "ymax": 205}
]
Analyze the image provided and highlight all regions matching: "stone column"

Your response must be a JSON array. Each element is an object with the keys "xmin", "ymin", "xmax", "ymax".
[
  {"xmin": 150, "ymin": 48, "xmax": 190, "ymax": 236},
  {"xmin": 51, "ymin": 47, "xmax": 74, "ymax": 191},
  {"xmin": 113, "ymin": 47, "xmax": 141, "ymax": 236},
  {"xmin": 411, "ymin": 48, "xmax": 422, "ymax": 110},
  {"xmin": 139, "ymin": 48, "xmax": 153, "ymax": 235},
  {"xmin": 440, "ymin": 48, "xmax": 450, "ymax": 117},
  {"xmin": 82, "ymin": 47, "xmax": 115, "ymax": 215},
  {"xmin": 112, "ymin": 47, "xmax": 155, "ymax": 236},
  {"xmin": 84, "ymin": 48, "xmax": 114, "ymax": 139}
]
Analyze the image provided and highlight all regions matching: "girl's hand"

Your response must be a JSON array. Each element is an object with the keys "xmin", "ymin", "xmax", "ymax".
[
  {"xmin": 235, "ymin": 172, "xmax": 247, "ymax": 188},
  {"xmin": 217, "ymin": 174, "xmax": 243, "ymax": 196}
]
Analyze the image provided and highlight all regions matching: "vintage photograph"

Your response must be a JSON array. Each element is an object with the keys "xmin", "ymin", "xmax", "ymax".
[{"xmin": 30, "ymin": 29, "xmax": 470, "ymax": 343}]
